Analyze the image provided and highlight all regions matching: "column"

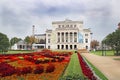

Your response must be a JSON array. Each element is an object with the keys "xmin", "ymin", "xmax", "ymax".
[
  {"xmin": 77, "ymin": 32, "xmax": 78, "ymax": 43},
  {"xmin": 64, "ymin": 32, "xmax": 66, "ymax": 43},
  {"xmin": 73, "ymin": 32, "xmax": 74, "ymax": 43},
  {"xmin": 68, "ymin": 32, "xmax": 70, "ymax": 43},
  {"xmin": 57, "ymin": 32, "xmax": 58, "ymax": 43},
  {"xmin": 60, "ymin": 32, "xmax": 62, "ymax": 43}
]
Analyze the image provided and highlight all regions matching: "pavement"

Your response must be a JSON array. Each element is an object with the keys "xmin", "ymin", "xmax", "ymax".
[{"xmin": 81, "ymin": 53, "xmax": 120, "ymax": 80}]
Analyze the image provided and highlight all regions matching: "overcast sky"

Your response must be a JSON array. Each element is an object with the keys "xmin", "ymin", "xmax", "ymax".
[{"xmin": 0, "ymin": 0, "xmax": 120, "ymax": 41}]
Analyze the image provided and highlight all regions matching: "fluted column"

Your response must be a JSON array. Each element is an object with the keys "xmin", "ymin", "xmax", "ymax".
[
  {"xmin": 68, "ymin": 32, "xmax": 70, "ymax": 43},
  {"xmin": 64, "ymin": 32, "xmax": 66, "ymax": 43},
  {"xmin": 60, "ymin": 32, "xmax": 62, "ymax": 43},
  {"xmin": 77, "ymin": 32, "xmax": 78, "ymax": 43},
  {"xmin": 73, "ymin": 32, "xmax": 74, "ymax": 43}
]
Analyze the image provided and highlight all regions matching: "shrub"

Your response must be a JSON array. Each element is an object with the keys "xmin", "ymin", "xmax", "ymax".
[
  {"xmin": 16, "ymin": 67, "xmax": 32, "ymax": 75},
  {"xmin": 34, "ymin": 65, "xmax": 44, "ymax": 74},
  {"xmin": 46, "ymin": 64, "xmax": 55, "ymax": 73},
  {"xmin": 0, "ymin": 62, "xmax": 16, "ymax": 77}
]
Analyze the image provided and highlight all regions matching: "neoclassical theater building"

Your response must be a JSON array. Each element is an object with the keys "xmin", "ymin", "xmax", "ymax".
[{"xmin": 32, "ymin": 19, "xmax": 92, "ymax": 50}]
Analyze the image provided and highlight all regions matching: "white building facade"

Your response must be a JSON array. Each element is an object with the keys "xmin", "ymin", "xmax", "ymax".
[{"xmin": 45, "ymin": 19, "xmax": 92, "ymax": 50}]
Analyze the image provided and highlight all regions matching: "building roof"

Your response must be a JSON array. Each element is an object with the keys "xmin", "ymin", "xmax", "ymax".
[
  {"xmin": 17, "ymin": 40, "xmax": 27, "ymax": 45},
  {"xmin": 52, "ymin": 19, "xmax": 83, "ymax": 24},
  {"xmin": 83, "ymin": 29, "xmax": 91, "ymax": 32},
  {"xmin": 34, "ymin": 34, "xmax": 46, "ymax": 36},
  {"xmin": 46, "ymin": 29, "xmax": 52, "ymax": 33}
]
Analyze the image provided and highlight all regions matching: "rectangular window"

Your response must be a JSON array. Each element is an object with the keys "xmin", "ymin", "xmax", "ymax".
[
  {"xmin": 48, "ymin": 34, "xmax": 51, "ymax": 36},
  {"xmin": 58, "ymin": 25, "xmax": 61, "ymax": 28},
  {"xmin": 48, "ymin": 39, "xmax": 50, "ymax": 43},
  {"xmin": 85, "ymin": 39, "xmax": 88, "ymax": 43},
  {"xmin": 74, "ymin": 25, "xmax": 76, "ymax": 27},
  {"xmin": 85, "ymin": 34, "xmax": 88, "ymax": 36},
  {"xmin": 48, "ymin": 46, "xmax": 50, "ymax": 49}
]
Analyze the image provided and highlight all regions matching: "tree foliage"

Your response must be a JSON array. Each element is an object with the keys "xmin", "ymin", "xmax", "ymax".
[
  {"xmin": 90, "ymin": 40, "xmax": 99, "ymax": 50},
  {"xmin": 24, "ymin": 36, "xmax": 31, "ymax": 44},
  {"xmin": 39, "ymin": 39, "xmax": 46, "ymax": 44},
  {"xmin": 102, "ymin": 29, "xmax": 120, "ymax": 55},
  {"xmin": 10, "ymin": 37, "xmax": 21, "ymax": 46},
  {"xmin": 0, "ymin": 32, "xmax": 9, "ymax": 52},
  {"xmin": 24, "ymin": 36, "xmax": 35, "ymax": 44}
]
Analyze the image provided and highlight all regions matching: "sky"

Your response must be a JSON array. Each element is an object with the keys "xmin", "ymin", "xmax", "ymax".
[{"xmin": 0, "ymin": 0, "xmax": 120, "ymax": 41}]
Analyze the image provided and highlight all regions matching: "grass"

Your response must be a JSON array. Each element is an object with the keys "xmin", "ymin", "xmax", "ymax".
[
  {"xmin": 63, "ymin": 53, "xmax": 83, "ymax": 76},
  {"xmin": 90, "ymin": 50, "xmax": 115, "ymax": 56},
  {"xmin": 84, "ymin": 57, "xmax": 108, "ymax": 80},
  {"xmin": 3, "ymin": 50, "xmax": 34, "ymax": 54}
]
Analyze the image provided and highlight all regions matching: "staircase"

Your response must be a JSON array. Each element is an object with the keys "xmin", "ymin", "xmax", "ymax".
[{"xmin": 78, "ymin": 49, "xmax": 89, "ymax": 53}]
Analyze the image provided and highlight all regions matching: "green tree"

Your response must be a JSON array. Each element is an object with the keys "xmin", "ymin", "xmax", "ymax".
[
  {"xmin": 102, "ymin": 29, "xmax": 120, "ymax": 55},
  {"xmin": 0, "ymin": 32, "xmax": 9, "ymax": 53},
  {"xmin": 24, "ymin": 36, "xmax": 31, "ymax": 44},
  {"xmin": 10, "ymin": 37, "xmax": 21, "ymax": 46}
]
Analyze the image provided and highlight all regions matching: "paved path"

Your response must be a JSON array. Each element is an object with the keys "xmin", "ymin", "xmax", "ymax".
[{"xmin": 81, "ymin": 53, "xmax": 120, "ymax": 80}]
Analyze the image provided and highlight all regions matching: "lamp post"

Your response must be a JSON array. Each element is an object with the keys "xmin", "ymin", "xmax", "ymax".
[{"xmin": 102, "ymin": 38, "xmax": 106, "ymax": 56}]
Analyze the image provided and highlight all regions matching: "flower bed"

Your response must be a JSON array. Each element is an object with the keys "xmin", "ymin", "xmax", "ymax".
[
  {"xmin": 77, "ymin": 53, "xmax": 97, "ymax": 80},
  {"xmin": 0, "ymin": 49, "xmax": 71, "ymax": 80}
]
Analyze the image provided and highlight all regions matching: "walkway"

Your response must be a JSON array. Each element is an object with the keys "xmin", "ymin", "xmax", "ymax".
[{"xmin": 81, "ymin": 53, "xmax": 120, "ymax": 80}]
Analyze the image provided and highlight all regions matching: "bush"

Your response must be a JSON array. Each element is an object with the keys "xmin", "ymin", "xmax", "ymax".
[
  {"xmin": 16, "ymin": 67, "xmax": 32, "ymax": 75},
  {"xmin": 34, "ymin": 65, "xmax": 44, "ymax": 74},
  {"xmin": 46, "ymin": 64, "xmax": 55, "ymax": 73},
  {"xmin": 0, "ymin": 62, "xmax": 16, "ymax": 77}
]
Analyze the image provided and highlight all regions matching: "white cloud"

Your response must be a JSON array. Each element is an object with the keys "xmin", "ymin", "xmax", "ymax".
[{"xmin": 0, "ymin": 0, "xmax": 120, "ymax": 41}]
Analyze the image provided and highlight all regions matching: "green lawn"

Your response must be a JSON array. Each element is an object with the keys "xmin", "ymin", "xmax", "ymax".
[
  {"xmin": 60, "ymin": 53, "xmax": 85, "ymax": 79},
  {"xmin": 4, "ymin": 50, "xmax": 34, "ymax": 54},
  {"xmin": 90, "ymin": 50, "xmax": 115, "ymax": 56},
  {"xmin": 84, "ymin": 57, "xmax": 108, "ymax": 80}
]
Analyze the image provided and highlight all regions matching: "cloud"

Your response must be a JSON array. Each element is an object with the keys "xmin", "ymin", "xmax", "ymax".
[{"xmin": 0, "ymin": 0, "xmax": 120, "ymax": 41}]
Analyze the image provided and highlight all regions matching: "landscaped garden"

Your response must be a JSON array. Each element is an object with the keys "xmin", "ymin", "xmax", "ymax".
[{"xmin": 0, "ymin": 49, "xmax": 107, "ymax": 80}]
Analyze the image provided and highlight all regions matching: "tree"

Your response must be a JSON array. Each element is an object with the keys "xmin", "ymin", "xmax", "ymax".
[
  {"xmin": 39, "ymin": 39, "xmax": 46, "ymax": 44},
  {"xmin": 10, "ymin": 37, "xmax": 22, "ymax": 46},
  {"xmin": 90, "ymin": 40, "xmax": 99, "ymax": 50},
  {"xmin": 0, "ymin": 32, "xmax": 9, "ymax": 53},
  {"xmin": 24, "ymin": 36, "xmax": 31, "ymax": 44},
  {"xmin": 102, "ymin": 29, "xmax": 120, "ymax": 55},
  {"xmin": 24, "ymin": 36, "xmax": 36, "ymax": 50}
]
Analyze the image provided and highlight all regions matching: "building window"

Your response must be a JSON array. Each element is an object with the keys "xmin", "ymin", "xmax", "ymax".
[
  {"xmin": 61, "ymin": 45, "xmax": 64, "ymax": 49},
  {"xmin": 48, "ymin": 46, "xmax": 50, "ymax": 49},
  {"xmin": 66, "ymin": 25, "xmax": 69, "ymax": 28},
  {"xmin": 48, "ymin": 34, "xmax": 51, "ymax": 36},
  {"xmin": 57, "ymin": 45, "xmax": 60, "ymax": 49},
  {"xmin": 85, "ymin": 34, "xmax": 88, "ymax": 36},
  {"xmin": 85, "ymin": 39, "xmax": 88, "ymax": 43},
  {"xmin": 48, "ymin": 39, "xmax": 50, "ymax": 43},
  {"xmin": 70, "ymin": 45, "xmax": 72, "ymax": 49},
  {"xmin": 62, "ymin": 25, "xmax": 64, "ymax": 27},
  {"xmin": 86, "ymin": 46, "xmax": 88, "ymax": 49},
  {"xmin": 70, "ymin": 32, "xmax": 72, "ymax": 42},
  {"xmin": 74, "ymin": 32, "xmax": 77, "ymax": 42},
  {"xmin": 66, "ymin": 45, "xmax": 68, "ymax": 50},
  {"xmin": 74, "ymin": 45, "xmax": 77, "ymax": 49},
  {"xmin": 58, "ymin": 25, "xmax": 61, "ymax": 28},
  {"xmin": 70, "ymin": 25, "xmax": 73, "ymax": 28},
  {"xmin": 57, "ymin": 32, "xmax": 60, "ymax": 42},
  {"xmin": 74, "ymin": 25, "xmax": 76, "ymax": 27},
  {"xmin": 62, "ymin": 32, "xmax": 64, "ymax": 42},
  {"xmin": 66, "ymin": 32, "xmax": 68, "ymax": 42}
]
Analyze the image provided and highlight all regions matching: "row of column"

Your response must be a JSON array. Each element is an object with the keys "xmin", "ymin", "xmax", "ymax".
[{"xmin": 57, "ymin": 32, "xmax": 78, "ymax": 43}]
